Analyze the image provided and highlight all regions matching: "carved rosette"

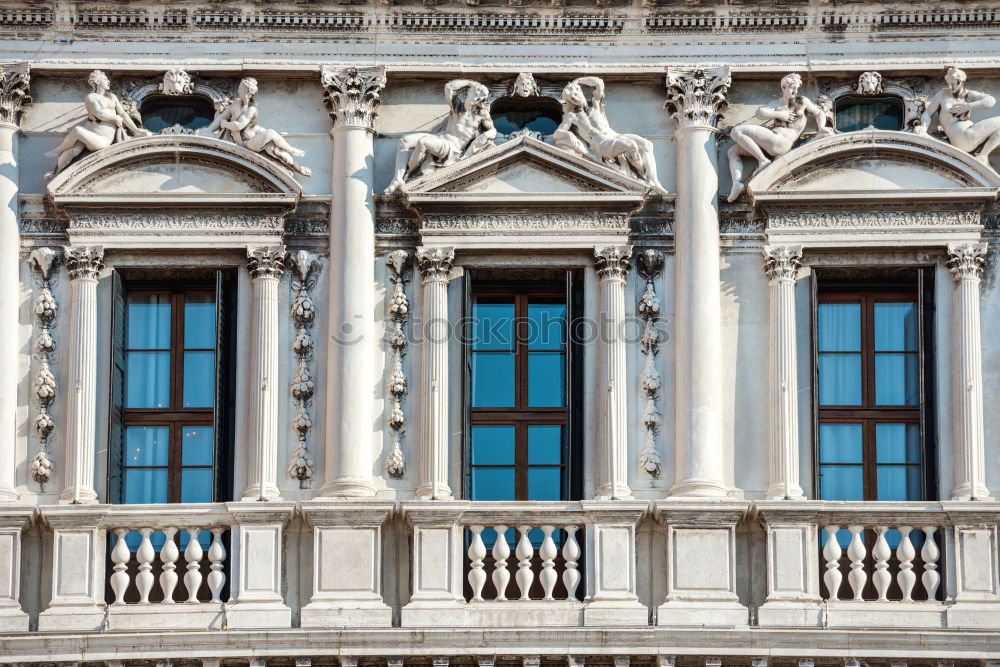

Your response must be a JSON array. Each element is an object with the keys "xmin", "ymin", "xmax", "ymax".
[
  {"xmin": 764, "ymin": 245, "xmax": 804, "ymax": 284},
  {"xmin": 594, "ymin": 245, "xmax": 632, "ymax": 282},
  {"xmin": 320, "ymin": 66, "xmax": 387, "ymax": 130},
  {"xmin": 64, "ymin": 245, "xmax": 104, "ymax": 281},
  {"xmin": 28, "ymin": 248, "xmax": 59, "ymax": 485},
  {"xmin": 384, "ymin": 249, "xmax": 411, "ymax": 478},
  {"xmin": 287, "ymin": 250, "xmax": 320, "ymax": 487},
  {"xmin": 247, "ymin": 246, "xmax": 286, "ymax": 280},
  {"xmin": 636, "ymin": 249, "xmax": 664, "ymax": 477},
  {"xmin": 0, "ymin": 64, "xmax": 30, "ymax": 129},
  {"xmin": 664, "ymin": 66, "xmax": 731, "ymax": 131},
  {"xmin": 416, "ymin": 246, "xmax": 455, "ymax": 283},
  {"xmin": 948, "ymin": 242, "xmax": 988, "ymax": 281}
]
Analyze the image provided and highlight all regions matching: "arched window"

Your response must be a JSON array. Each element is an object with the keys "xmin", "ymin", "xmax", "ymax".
[
  {"xmin": 140, "ymin": 95, "xmax": 216, "ymax": 133},
  {"xmin": 490, "ymin": 96, "xmax": 563, "ymax": 136},
  {"xmin": 834, "ymin": 95, "xmax": 905, "ymax": 132}
]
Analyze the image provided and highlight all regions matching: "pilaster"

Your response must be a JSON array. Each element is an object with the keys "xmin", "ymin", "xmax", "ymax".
[
  {"xmin": 0, "ymin": 506, "xmax": 32, "ymax": 631},
  {"xmin": 38, "ymin": 505, "xmax": 109, "ymax": 631},
  {"xmin": 226, "ymin": 501, "xmax": 295, "ymax": 628}
]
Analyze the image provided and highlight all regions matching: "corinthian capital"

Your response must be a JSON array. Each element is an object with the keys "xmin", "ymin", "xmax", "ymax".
[
  {"xmin": 416, "ymin": 246, "xmax": 455, "ymax": 282},
  {"xmin": 321, "ymin": 66, "xmax": 387, "ymax": 130},
  {"xmin": 948, "ymin": 242, "xmax": 988, "ymax": 280},
  {"xmin": 763, "ymin": 245, "xmax": 803, "ymax": 283},
  {"xmin": 64, "ymin": 246, "xmax": 104, "ymax": 281},
  {"xmin": 0, "ymin": 64, "xmax": 30, "ymax": 129},
  {"xmin": 664, "ymin": 66, "xmax": 731, "ymax": 131},
  {"xmin": 594, "ymin": 245, "xmax": 633, "ymax": 282},
  {"xmin": 247, "ymin": 245, "xmax": 287, "ymax": 279}
]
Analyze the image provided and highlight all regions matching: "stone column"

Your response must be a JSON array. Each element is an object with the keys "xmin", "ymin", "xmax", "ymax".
[
  {"xmin": 318, "ymin": 66, "xmax": 387, "ymax": 497},
  {"xmin": 243, "ymin": 246, "xmax": 285, "ymax": 500},
  {"xmin": 415, "ymin": 246, "xmax": 454, "ymax": 499},
  {"xmin": 60, "ymin": 246, "xmax": 104, "ymax": 503},
  {"xmin": 947, "ymin": 242, "xmax": 992, "ymax": 500},
  {"xmin": 594, "ymin": 246, "xmax": 633, "ymax": 499},
  {"xmin": 0, "ymin": 65, "xmax": 29, "ymax": 502},
  {"xmin": 763, "ymin": 245, "xmax": 805, "ymax": 500},
  {"xmin": 663, "ymin": 66, "xmax": 732, "ymax": 498}
]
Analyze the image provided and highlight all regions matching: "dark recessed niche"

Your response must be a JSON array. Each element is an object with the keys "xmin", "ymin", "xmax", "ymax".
[
  {"xmin": 834, "ymin": 95, "xmax": 905, "ymax": 133},
  {"xmin": 140, "ymin": 95, "xmax": 216, "ymax": 133},
  {"xmin": 490, "ymin": 96, "xmax": 564, "ymax": 136}
]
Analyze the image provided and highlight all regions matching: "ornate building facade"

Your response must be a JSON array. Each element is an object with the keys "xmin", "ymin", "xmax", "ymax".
[{"xmin": 1, "ymin": 0, "xmax": 1000, "ymax": 665}]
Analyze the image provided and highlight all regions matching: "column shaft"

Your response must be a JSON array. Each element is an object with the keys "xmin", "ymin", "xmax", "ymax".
[{"xmin": 0, "ymin": 126, "xmax": 18, "ymax": 500}]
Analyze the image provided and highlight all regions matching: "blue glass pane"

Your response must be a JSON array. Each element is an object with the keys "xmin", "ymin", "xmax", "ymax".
[
  {"xmin": 127, "ymin": 295, "xmax": 171, "ymax": 349},
  {"xmin": 471, "ymin": 467, "xmax": 514, "ymax": 501},
  {"xmin": 875, "ymin": 353, "xmax": 919, "ymax": 405},
  {"xmin": 478, "ymin": 526, "xmax": 516, "ymax": 549},
  {"xmin": 183, "ymin": 351, "xmax": 215, "ymax": 408},
  {"xmin": 527, "ymin": 303, "xmax": 566, "ymax": 351},
  {"xmin": 182, "ymin": 426, "xmax": 214, "ymax": 466},
  {"xmin": 471, "ymin": 425, "xmax": 515, "ymax": 465},
  {"xmin": 877, "ymin": 466, "xmax": 922, "ymax": 501},
  {"xmin": 124, "ymin": 426, "xmax": 169, "ymax": 467},
  {"xmin": 124, "ymin": 468, "xmax": 168, "ymax": 504},
  {"xmin": 472, "ymin": 352, "xmax": 515, "ymax": 407},
  {"xmin": 472, "ymin": 302, "xmax": 514, "ymax": 351},
  {"xmin": 122, "ymin": 529, "xmax": 166, "ymax": 552},
  {"xmin": 874, "ymin": 302, "xmax": 918, "ymax": 352},
  {"xmin": 126, "ymin": 351, "xmax": 170, "ymax": 408},
  {"xmin": 528, "ymin": 425, "xmax": 562, "ymax": 464},
  {"xmin": 876, "ymin": 423, "xmax": 921, "ymax": 464},
  {"xmin": 184, "ymin": 294, "xmax": 216, "ymax": 349},
  {"xmin": 819, "ymin": 465, "xmax": 864, "ymax": 501},
  {"xmin": 178, "ymin": 528, "xmax": 212, "ymax": 551},
  {"xmin": 819, "ymin": 423, "xmax": 863, "ymax": 463},
  {"xmin": 818, "ymin": 303, "xmax": 861, "ymax": 351},
  {"xmin": 528, "ymin": 352, "xmax": 565, "ymax": 407},
  {"xmin": 819, "ymin": 527, "xmax": 856, "ymax": 549},
  {"xmin": 818, "ymin": 354, "xmax": 861, "ymax": 405},
  {"xmin": 528, "ymin": 467, "xmax": 561, "ymax": 501},
  {"xmin": 181, "ymin": 468, "xmax": 214, "ymax": 503}
]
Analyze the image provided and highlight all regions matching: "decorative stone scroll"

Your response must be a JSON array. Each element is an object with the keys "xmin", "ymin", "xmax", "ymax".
[
  {"xmin": 320, "ymin": 66, "xmax": 387, "ymax": 130},
  {"xmin": 28, "ymin": 248, "xmax": 58, "ymax": 486},
  {"xmin": 384, "ymin": 249, "xmax": 411, "ymax": 478},
  {"xmin": 920, "ymin": 67, "xmax": 1000, "ymax": 164},
  {"xmin": 664, "ymin": 66, "xmax": 731, "ymax": 131},
  {"xmin": 0, "ymin": 63, "xmax": 30, "ymax": 128},
  {"xmin": 287, "ymin": 250, "xmax": 320, "ymax": 487},
  {"xmin": 636, "ymin": 249, "xmax": 664, "ymax": 478}
]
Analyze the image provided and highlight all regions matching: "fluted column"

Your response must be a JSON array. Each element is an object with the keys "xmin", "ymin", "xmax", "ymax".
[
  {"xmin": 415, "ymin": 246, "xmax": 454, "ymax": 500},
  {"xmin": 947, "ymin": 242, "xmax": 992, "ymax": 500},
  {"xmin": 0, "ymin": 65, "xmax": 29, "ymax": 502},
  {"xmin": 319, "ymin": 66, "xmax": 387, "ymax": 497},
  {"xmin": 60, "ymin": 246, "xmax": 103, "ymax": 503},
  {"xmin": 243, "ymin": 246, "xmax": 285, "ymax": 500},
  {"xmin": 594, "ymin": 246, "xmax": 632, "ymax": 499},
  {"xmin": 664, "ymin": 67, "xmax": 732, "ymax": 497},
  {"xmin": 763, "ymin": 245, "xmax": 804, "ymax": 500}
]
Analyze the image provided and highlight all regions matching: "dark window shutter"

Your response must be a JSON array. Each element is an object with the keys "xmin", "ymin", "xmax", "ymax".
[
  {"xmin": 461, "ymin": 270, "xmax": 472, "ymax": 500},
  {"xmin": 214, "ymin": 269, "xmax": 236, "ymax": 502},
  {"xmin": 107, "ymin": 270, "xmax": 126, "ymax": 504}
]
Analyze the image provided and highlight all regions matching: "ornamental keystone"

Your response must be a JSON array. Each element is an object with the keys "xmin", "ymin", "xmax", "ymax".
[
  {"xmin": 321, "ymin": 66, "xmax": 387, "ymax": 130},
  {"xmin": 664, "ymin": 66, "xmax": 731, "ymax": 130}
]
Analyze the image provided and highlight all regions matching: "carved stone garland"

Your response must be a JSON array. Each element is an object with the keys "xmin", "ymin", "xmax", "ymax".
[
  {"xmin": 384, "ymin": 250, "xmax": 411, "ymax": 478},
  {"xmin": 288, "ymin": 250, "xmax": 320, "ymax": 487},
  {"xmin": 636, "ymin": 249, "xmax": 664, "ymax": 477},
  {"xmin": 28, "ymin": 248, "xmax": 58, "ymax": 485}
]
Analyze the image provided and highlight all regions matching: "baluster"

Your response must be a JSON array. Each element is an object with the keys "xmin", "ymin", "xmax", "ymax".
[
  {"xmin": 110, "ymin": 528, "xmax": 131, "ymax": 605},
  {"xmin": 896, "ymin": 526, "xmax": 916, "ymax": 602},
  {"xmin": 184, "ymin": 527, "xmax": 204, "ymax": 603},
  {"xmin": 467, "ymin": 525, "xmax": 487, "ymax": 602},
  {"xmin": 822, "ymin": 525, "xmax": 843, "ymax": 600},
  {"xmin": 539, "ymin": 525, "xmax": 558, "ymax": 601},
  {"xmin": 515, "ymin": 524, "xmax": 534, "ymax": 601},
  {"xmin": 872, "ymin": 526, "xmax": 891, "ymax": 601},
  {"xmin": 136, "ymin": 528, "xmax": 155, "ymax": 604},
  {"xmin": 159, "ymin": 527, "xmax": 179, "ymax": 603},
  {"xmin": 921, "ymin": 526, "xmax": 940, "ymax": 600},
  {"xmin": 491, "ymin": 524, "xmax": 510, "ymax": 601},
  {"xmin": 847, "ymin": 525, "xmax": 867, "ymax": 601},
  {"xmin": 562, "ymin": 525, "xmax": 581, "ymax": 600},
  {"xmin": 208, "ymin": 528, "xmax": 227, "ymax": 603}
]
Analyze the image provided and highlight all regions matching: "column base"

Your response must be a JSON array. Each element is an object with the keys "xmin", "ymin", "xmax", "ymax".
[
  {"xmin": 764, "ymin": 484, "xmax": 805, "ymax": 500},
  {"xmin": 756, "ymin": 600, "xmax": 823, "ymax": 627},
  {"xmin": 414, "ymin": 482, "xmax": 453, "ymax": 500},
  {"xmin": 593, "ymin": 484, "xmax": 634, "ymax": 501},
  {"xmin": 0, "ymin": 488, "xmax": 19, "ymax": 502},
  {"xmin": 656, "ymin": 599, "xmax": 749, "ymax": 627},
  {"xmin": 57, "ymin": 488, "xmax": 98, "ymax": 504},
  {"xmin": 583, "ymin": 599, "xmax": 648, "ymax": 626},
  {"xmin": 318, "ymin": 478, "xmax": 377, "ymax": 498},
  {"xmin": 240, "ymin": 484, "xmax": 282, "ymax": 501},
  {"xmin": 668, "ymin": 478, "xmax": 730, "ymax": 498},
  {"xmin": 225, "ymin": 601, "xmax": 292, "ymax": 629},
  {"xmin": 0, "ymin": 605, "xmax": 28, "ymax": 631},
  {"xmin": 301, "ymin": 600, "xmax": 392, "ymax": 627},
  {"xmin": 38, "ymin": 603, "xmax": 106, "ymax": 631},
  {"xmin": 950, "ymin": 482, "xmax": 995, "ymax": 501}
]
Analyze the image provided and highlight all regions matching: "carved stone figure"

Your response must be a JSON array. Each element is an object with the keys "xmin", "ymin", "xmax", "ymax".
[
  {"xmin": 919, "ymin": 67, "xmax": 1000, "ymax": 164},
  {"xmin": 509, "ymin": 72, "xmax": 540, "ymax": 98},
  {"xmin": 200, "ymin": 77, "xmax": 311, "ymax": 176},
  {"xmin": 554, "ymin": 76, "xmax": 667, "ymax": 195},
  {"xmin": 855, "ymin": 71, "xmax": 884, "ymax": 96},
  {"xmin": 904, "ymin": 96, "xmax": 928, "ymax": 132},
  {"xmin": 160, "ymin": 68, "xmax": 194, "ymax": 96},
  {"xmin": 726, "ymin": 72, "xmax": 834, "ymax": 202},
  {"xmin": 384, "ymin": 79, "xmax": 496, "ymax": 194},
  {"xmin": 44, "ymin": 70, "xmax": 152, "ymax": 172}
]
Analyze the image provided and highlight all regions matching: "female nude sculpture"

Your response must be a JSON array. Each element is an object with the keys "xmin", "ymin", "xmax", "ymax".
[
  {"xmin": 726, "ymin": 73, "xmax": 833, "ymax": 202},
  {"xmin": 45, "ymin": 70, "xmax": 151, "ymax": 173},
  {"xmin": 919, "ymin": 67, "xmax": 1000, "ymax": 164}
]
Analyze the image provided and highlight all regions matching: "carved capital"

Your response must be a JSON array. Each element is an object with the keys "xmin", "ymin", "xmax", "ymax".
[
  {"xmin": 321, "ymin": 66, "xmax": 387, "ymax": 130},
  {"xmin": 947, "ymin": 242, "xmax": 988, "ymax": 281},
  {"xmin": 63, "ymin": 245, "xmax": 104, "ymax": 281},
  {"xmin": 594, "ymin": 245, "xmax": 633, "ymax": 282},
  {"xmin": 763, "ymin": 245, "xmax": 803, "ymax": 283},
  {"xmin": 416, "ymin": 246, "xmax": 455, "ymax": 282},
  {"xmin": 0, "ymin": 63, "xmax": 30, "ymax": 129},
  {"xmin": 247, "ymin": 245, "xmax": 287, "ymax": 279},
  {"xmin": 664, "ymin": 66, "xmax": 731, "ymax": 130}
]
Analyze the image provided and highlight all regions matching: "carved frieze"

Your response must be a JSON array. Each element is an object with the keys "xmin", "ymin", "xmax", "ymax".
[
  {"xmin": 594, "ymin": 245, "xmax": 632, "ymax": 282},
  {"xmin": 421, "ymin": 213, "xmax": 630, "ymax": 233},
  {"xmin": 664, "ymin": 66, "xmax": 731, "ymax": 131},
  {"xmin": 71, "ymin": 214, "xmax": 284, "ymax": 231},
  {"xmin": 28, "ymin": 248, "xmax": 58, "ymax": 486},
  {"xmin": 64, "ymin": 245, "xmax": 104, "ymax": 281},
  {"xmin": 288, "ymin": 250, "xmax": 320, "ymax": 487},
  {"xmin": 769, "ymin": 210, "xmax": 979, "ymax": 229},
  {"xmin": 0, "ymin": 63, "xmax": 30, "ymax": 128},
  {"xmin": 636, "ymin": 249, "xmax": 664, "ymax": 478},
  {"xmin": 320, "ymin": 66, "xmax": 387, "ymax": 131},
  {"xmin": 384, "ymin": 249, "xmax": 411, "ymax": 478}
]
